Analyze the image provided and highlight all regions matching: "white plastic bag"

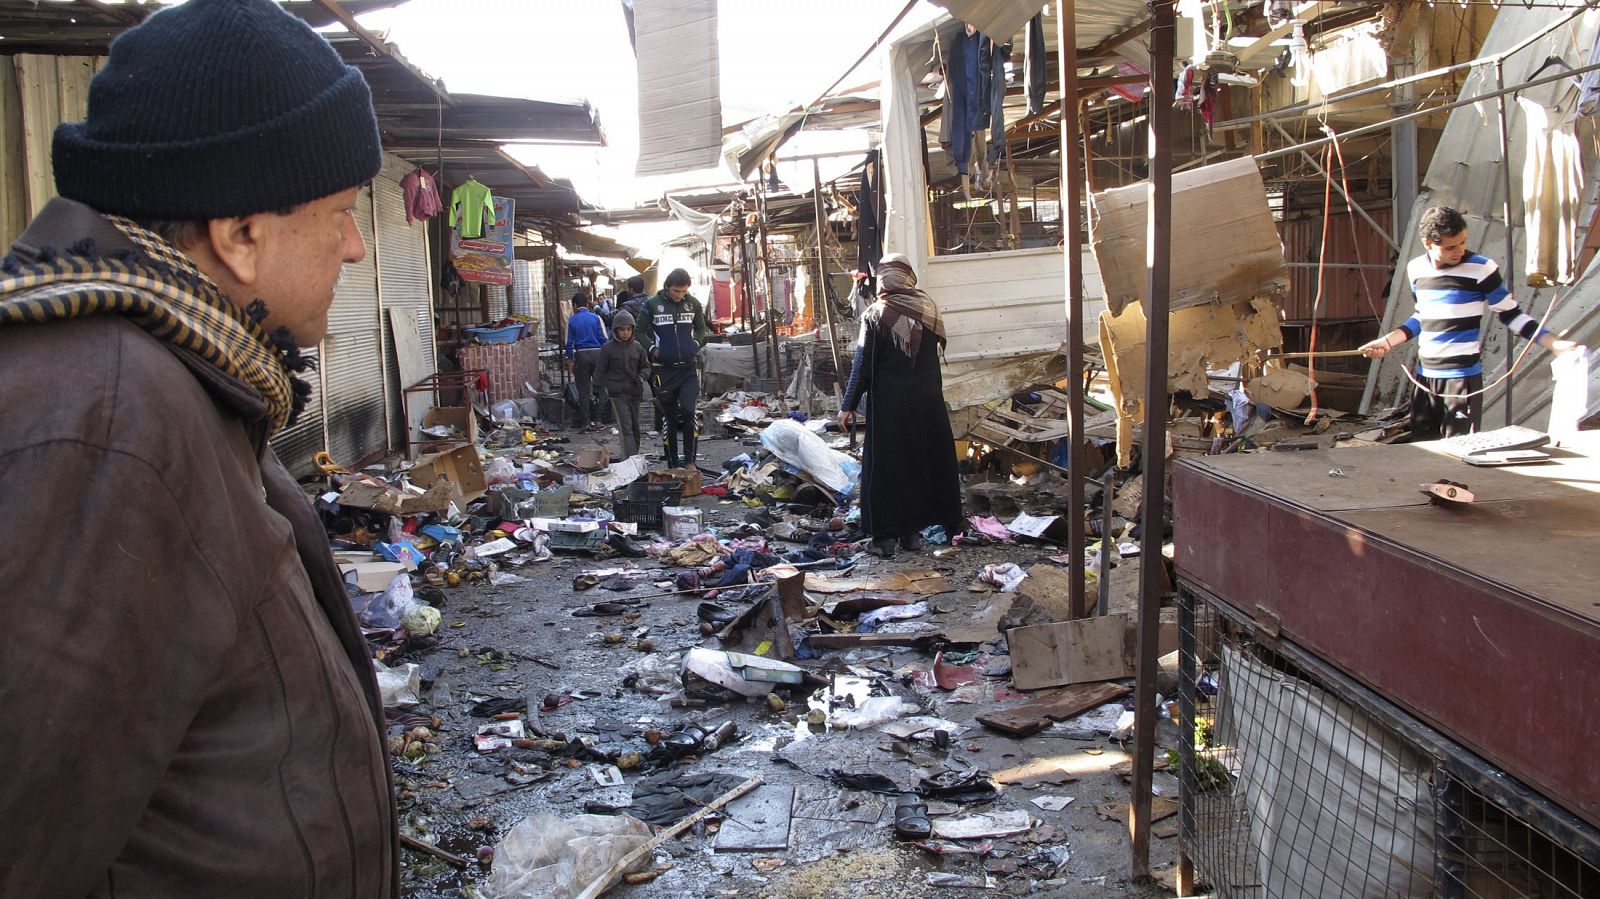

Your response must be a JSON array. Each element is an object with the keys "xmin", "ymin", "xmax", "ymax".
[
  {"xmin": 373, "ymin": 660, "xmax": 421, "ymax": 708},
  {"xmin": 487, "ymin": 812, "xmax": 652, "ymax": 899},
  {"xmin": 758, "ymin": 418, "xmax": 860, "ymax": 495}
]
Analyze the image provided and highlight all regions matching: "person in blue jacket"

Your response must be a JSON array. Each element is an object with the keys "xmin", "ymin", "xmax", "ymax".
[
  {"xmin": 638, "ymin": 268, "xmax": 707, "ymax": 467},
  {"xmin": 564, "ymin": 292, "xmax": 609, "ymax": 431}
]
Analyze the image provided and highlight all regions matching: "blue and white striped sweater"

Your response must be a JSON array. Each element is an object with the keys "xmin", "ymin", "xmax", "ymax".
[{"xmin": 1401, "ymin": 252, "xmax": 1543, "ymax": 379}]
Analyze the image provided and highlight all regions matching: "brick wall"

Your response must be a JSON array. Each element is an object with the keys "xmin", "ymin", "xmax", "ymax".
[{"xmin": 459, "ymin": 330, "xmax": 541, "ymax": 404}]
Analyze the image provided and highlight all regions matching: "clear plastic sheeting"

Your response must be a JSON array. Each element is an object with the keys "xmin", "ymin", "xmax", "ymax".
[
  {"xmin": 758, "ymin": 418, "xmax": 861, "ymax": 495},
  {"xmin": 1216, "ymin": 646, "xmax": 1435, "ymax": 898},
  {"xmin": 487, "ymin": 812, "xmax": 653, "ymax": 899}
]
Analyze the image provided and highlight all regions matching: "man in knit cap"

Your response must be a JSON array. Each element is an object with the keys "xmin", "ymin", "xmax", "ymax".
[{"xmin": 0, "ymin": 1, "xmax": 397, "ymax": 895}]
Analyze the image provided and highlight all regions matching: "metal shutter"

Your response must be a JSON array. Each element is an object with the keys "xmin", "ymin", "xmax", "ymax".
[
  {"xmin": 320, "ymin": 183, "xmax": 387, "ymax": 470},
  {"xmin": 374, "ymin": 156, "xmax": 438, "ymax": 451},
  {"xmin": 486, "ymin": 284, "xmax": 509, "ymax": 320}
]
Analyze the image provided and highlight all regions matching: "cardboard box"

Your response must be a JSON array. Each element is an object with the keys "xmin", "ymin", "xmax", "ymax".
[
  {"xmin": 421, "ymin": 405, "xmax": 478, "ymax": 446},
  {"xmin": 651, "ymin": 466, "xmax": 703, "ymax": 497},
  {"xmin": 339, "ymin": 560, "xmax": 409, "ymax": 592},
  {"xmin": 411, "ymin": 445, "xmax": 486, "ymax": 503},
  {"xmin": 574, "ymin": 445, "xmax": 612, "ymax": 472},
  {"xmin": 337, "ymin": 480, "xmax": 457, "ymax": 515}
]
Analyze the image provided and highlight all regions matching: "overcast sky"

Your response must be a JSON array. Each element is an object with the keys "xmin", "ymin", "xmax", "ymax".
[{"xmin": 357, "ymin": 0, "xmax": 924, "ymax": 213}]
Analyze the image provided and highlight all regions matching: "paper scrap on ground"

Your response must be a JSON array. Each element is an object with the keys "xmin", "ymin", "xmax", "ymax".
[
  {"xmin": 1008, "ymin": 513, "xmax": 1060, "ymax": 539},
  {"xmin": 1031, "ymin": 795, "xmax": 1076, "ymax": 811},
  {"xmin": 931, "ymin": 809, "xmax": 1033, "ymax": 840}
]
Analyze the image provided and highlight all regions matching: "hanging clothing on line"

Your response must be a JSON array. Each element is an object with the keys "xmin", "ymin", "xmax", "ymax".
[
  {"xmin": 1579, "ymin": 30, "xmax": 1600, "ymax": 116},
  {"xmin": 939, "ymin": 26, "xmax": 986, "ymax": 176},
  {"xmin": 855, "ymin": 149, "xmax": 883, "ymax": 279},
  {"xmin": 400, "ymin": 168, "xmax": 443, "ymax": 224},
  {"xmin": 1519, "ymin": 95, "xmax": 1584, "ymax": 287},
  {"xmin": 449, "ymin": 178, "xmax": 496, "ymax": 239},
  {"xmin": 986, "ymin": 38, "xmax": 1012, "ymax": 166},
  {"xmin": 1024, "ymin": 12, "xmax": 1047, "ymax": 116}
]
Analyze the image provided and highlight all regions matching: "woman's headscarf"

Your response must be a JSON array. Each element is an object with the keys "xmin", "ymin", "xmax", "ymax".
[{"xmin": 861, "ymin": 253, "xmax": 946, "ymax": 361}]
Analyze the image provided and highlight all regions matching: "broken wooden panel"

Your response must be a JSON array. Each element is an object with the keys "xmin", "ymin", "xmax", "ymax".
[
  {"xmin": 1008, "ymin": 614, "xmax": 1133, "ymax": 690},
  {"xmin": 1246, "ymin": 366, "xmax": 1317, "ymax": 411},
  {"xmin": 1089, "ymin": 156, "xmax": 1287, "ymax": 316},
  {"xmin": 1099, "ymin": 296, "xmax": 1285, "ymax": 466}
]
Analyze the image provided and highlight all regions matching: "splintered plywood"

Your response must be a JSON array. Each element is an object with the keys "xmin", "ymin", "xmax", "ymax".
[
  {"xmin": 1100, "ymin": 297, "xmax": 1285, "ymax": 465},
  {"xmin": 1007, "ymin": 615, "xmax": 1133, "ymax": 690},
  {"xmin": 1089, "ymin": 156, "xmax": 1287, "ymax": 316}
]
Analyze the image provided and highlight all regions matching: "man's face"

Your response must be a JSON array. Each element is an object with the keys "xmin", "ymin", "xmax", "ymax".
[
  {"xmin": 1423, "ymin": 229, "xmax": 1469, "ymax": 269},
  {"xmin": 251, "ymin": 187, "xmax": 366, "ymax": 346},
  {"xmin": 666, "ymin": 284, "xmax": 688, "ymax": 301}
]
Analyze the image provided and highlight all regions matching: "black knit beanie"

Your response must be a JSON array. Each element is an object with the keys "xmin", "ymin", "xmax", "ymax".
[{"xmin": 53, "ymin": 0, "xmax": 382, "ymax": 220}]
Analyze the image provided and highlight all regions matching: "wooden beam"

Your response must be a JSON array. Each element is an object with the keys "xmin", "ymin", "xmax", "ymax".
[{"xmin": 1084, "ymin": 19, "xmax": 1150, "ymax": 60}]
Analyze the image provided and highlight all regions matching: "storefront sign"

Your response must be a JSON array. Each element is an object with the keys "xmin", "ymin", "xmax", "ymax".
[{"xmin": 451, "ymin": 196, "xmax": 515, "ymax": 285}]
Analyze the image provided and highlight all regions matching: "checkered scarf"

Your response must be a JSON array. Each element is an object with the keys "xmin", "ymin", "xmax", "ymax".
[
  {"xmin": 0, "ymin": 217, "xmax": 312, "ymax": 433},
  {"xmin": 861, "ymin": 259, "xmax": 946, "ymax": 362}
]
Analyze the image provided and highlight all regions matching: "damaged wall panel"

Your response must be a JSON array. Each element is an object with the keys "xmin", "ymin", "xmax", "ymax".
[
  {"xmin": 1090, "ymin": 156, "xmax": 1287, "ymax": 316},
  {"xmin": 1099, "ymin": 297, "xmax": 1285, "ymax": 465}
]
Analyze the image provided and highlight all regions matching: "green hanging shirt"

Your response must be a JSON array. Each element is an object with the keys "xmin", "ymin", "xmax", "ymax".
[{"xmin": 449, "ymin": 179, "xmax": 496, "ymax": 239}]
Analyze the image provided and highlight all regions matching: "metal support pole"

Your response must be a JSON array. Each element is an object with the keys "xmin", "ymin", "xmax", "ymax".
[
  {"xmin": 1099, "ymin": 467, "xmax": 1114, "ymax": 617},
  {"xmin": 737, "ymin": 211, "xmax": 762, "ymax": 381},
  {"xmin": 1175, "ymin": 586, "xmax": 1198, "ymax": 896},
  {"xmin": 1130, "ymin": 0, "xmax": 1175, "ymax": 881},
  {"xmin": 1058, "ymin": 0, "xmax": 1089, "ymax": 621},
  {"xmin": 811, "ymin": 159, "xmax": 846, "ymax": 392},
  {"xmin": 1495, "ymin": 60, "xmax": 1517, "ymax": 427},
  {"xmin": 755, "ymin": 176, "xmax": 782, "ymax": 383}
]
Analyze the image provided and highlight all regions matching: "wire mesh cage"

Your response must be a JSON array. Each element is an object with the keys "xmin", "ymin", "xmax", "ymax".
[{"xmin": 1176, "ymin": 587, "xmax": 1600, "ymax": 898}]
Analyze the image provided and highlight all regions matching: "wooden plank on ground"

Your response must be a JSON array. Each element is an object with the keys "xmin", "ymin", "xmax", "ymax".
[
  {"xmin": 1008, "ymin": 615, "xmax": 1132, "ymax": 690},
  {"xmin": 975, "ymin": 681, "xmax": 1132, "ymax": 736},
  {"xmin": 712, "ymin": 784, "xmax": 794, "ymax": 852}
]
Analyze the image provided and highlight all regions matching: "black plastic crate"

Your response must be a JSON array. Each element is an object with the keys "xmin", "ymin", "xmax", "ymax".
[{"xmin": 612, "ymin": 480, "xmax": 681, "ymax": 530}]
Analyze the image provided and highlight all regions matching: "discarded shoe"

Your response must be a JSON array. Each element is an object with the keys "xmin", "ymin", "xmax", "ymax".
[
  {"xmin": 827, "ymin": 769, "xmax": 902, "ymax": 794},
  {"xmin": 696, "ymin": 602, "xmax": 737, "ymax": 626},
  {"xmin": 572, "ymin": 602, "xmax": 630, "ymax": 617},
  {"xmin": 894, "ymin": 794, "xmax": 932, "ymax": 840}
]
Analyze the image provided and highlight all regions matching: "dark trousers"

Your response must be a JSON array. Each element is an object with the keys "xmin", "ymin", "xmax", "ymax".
[
  {"xmin": 1410, "ymin": 373, "xmax": 1482, "ymax": 441},
  {"xmin": 611, "ymin": 396, "xmax": 642, "ymax": 458},
  {"xmin": 574, "ymin": 349, "xmax": 604, "ymax": 426},
  {"xmin": 653, "ymin": 364, "xmax": 699, "ymax": 467}
]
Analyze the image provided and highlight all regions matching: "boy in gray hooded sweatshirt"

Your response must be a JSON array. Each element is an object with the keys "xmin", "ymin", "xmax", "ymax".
[{"xmin": 593, "ymin": 309, "xmax": 651, "ymax": 457}]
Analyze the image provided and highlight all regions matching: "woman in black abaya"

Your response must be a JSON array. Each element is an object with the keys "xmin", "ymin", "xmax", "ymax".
[{"xmin": 839, "ymin": 253, "xmax": 963, "ymax": 558}]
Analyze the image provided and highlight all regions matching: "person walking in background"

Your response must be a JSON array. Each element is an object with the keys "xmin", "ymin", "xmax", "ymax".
[
  {"xmin": 839, "ymin": 253, "xmax": 963, "ymax": 559},
  {"xmin": 594, "ymin": 309, "xmax": 650, "ymax": 458},
  {"xmin": 565, "ymin": 291, "xmax": 609, "ymax": 431},
  {"xmin": 639, "ymin": 268, "xmax": 707, "ymax": 467},
  {"xmin": 1359, "ymin": 205, "xmax": 1580, "ymax": 440},
  {"xmin": 620, "ymin": 274, "xmax": 649, "ymax": 322}
]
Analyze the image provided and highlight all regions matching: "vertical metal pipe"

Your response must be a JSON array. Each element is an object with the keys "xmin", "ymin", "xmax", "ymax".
[
  {"xmin": 738, "ymin": 210, "xmax": 762, "ymax": 380},
  {"xmin": 1099, "ymin": 467, "xmax": 1113, "ymax": 617},
  {"xmin": 755, "ymin": 176, "xmax": 782, "ymax": 382},
  {"xmin": 1175, "ymin": 586, "xmax": 1198, "ymax": 896},
  {"xmin": 812, "ymin": 158, "xmax": 846, "ymax": 391},
  {"xmin": 1495, "ymin": 60, "xmax": 1517, "ymax": 427},
  {"xmin": 1130, "ymin": 0, "xmax": 1176, "ymax": 880},
  {"xmin": 369, "ymin": 183, "xmax": 394, "ymax": 453},
  {"xmin": 1057, "ymin": 0, "xmax": 1088, "ymax": 621}
]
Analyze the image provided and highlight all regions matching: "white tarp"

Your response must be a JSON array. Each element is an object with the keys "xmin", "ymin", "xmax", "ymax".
[
  {"xmin": 1217, "ymin": 646, "xmax": 1434, "ymax": 898},
  {"xmin": 635, "ymin": 0, "xmax": 722, "ymax": 176}
]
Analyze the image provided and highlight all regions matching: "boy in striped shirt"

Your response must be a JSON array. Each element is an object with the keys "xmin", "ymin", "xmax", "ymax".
[{"xmin": 1360, "ymin": 206, "xmax": 1580, "ymax": 440}]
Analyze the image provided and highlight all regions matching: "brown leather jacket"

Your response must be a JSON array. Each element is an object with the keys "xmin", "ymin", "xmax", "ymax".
[{"xmin": 0, "ymin": 199, "xmax": 398, "ymax": 897}]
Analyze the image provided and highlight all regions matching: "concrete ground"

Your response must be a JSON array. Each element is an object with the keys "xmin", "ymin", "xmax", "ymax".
[{"xmin": 389, "ymin": 426, "xmax": 1181, "ymax": 898}]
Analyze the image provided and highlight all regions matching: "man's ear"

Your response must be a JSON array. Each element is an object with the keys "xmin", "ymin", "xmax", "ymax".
[{"xmin": 206, "ymin": 215, "xmax": 265, "ymax": 286}]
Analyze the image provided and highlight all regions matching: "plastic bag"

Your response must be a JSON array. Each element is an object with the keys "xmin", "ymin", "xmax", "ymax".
[
  {"xmin": 352, "ymin": 573, "xmax": 423, "ymax": 630},
  {"xmin": 487, "ymin": 812, "xmax": 652, "ymax": 899},
  {"xmin": 491, "ymin": 399, "xmax": 519, "ymax": 423},
  {"xmin": 758, "ymin": 418, "xmax": 860, "ymax": 495},
  {"xmin": 373, "ymin": 660, "xmax": 420, "ymax": 708},
  {"xmin": 484, "ymin": 456, "xmax": 519, "ymax": 486}
]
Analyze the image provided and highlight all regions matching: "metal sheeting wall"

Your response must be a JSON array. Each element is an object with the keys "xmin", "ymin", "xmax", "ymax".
[
  {"xmin": 2, "ymin": 54, "xmax": 104, "ymax": 247},
  {"xmin": 486, "ymin": 284, "xmax": 509, "ymax": 320},
  {"xmin": 373, "ymin": 155, "xmax": 437, "ymax": 450},
  {"xmin": 511, "ymin": 258, "xmax": 545, "ymax": 316},
  {"xmin": 1278, "ymin": 208, "xmax": 1392, "ymax": 323},
  {"xmin": 320, "ymin": 184, "xmax": 388, "ymax": 469}
]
